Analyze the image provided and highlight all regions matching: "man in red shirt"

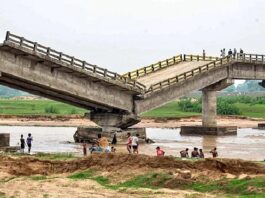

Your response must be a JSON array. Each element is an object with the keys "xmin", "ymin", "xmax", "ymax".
[{"xmin": 156, "ymin": 146, "xmax": 165, "ymax": 156}]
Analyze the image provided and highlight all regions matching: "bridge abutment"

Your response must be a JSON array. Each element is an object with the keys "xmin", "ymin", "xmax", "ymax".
[{"xmin": 181, "ymin": 79, "xmax": 237, "ymax": 135}]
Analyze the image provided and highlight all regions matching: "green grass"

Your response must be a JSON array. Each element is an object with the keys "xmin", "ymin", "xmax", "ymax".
[
  {"xmin": 2, "ymin": 98, "xmax": 265, "ymax": 119},
  {"xmin": 141, "ymin": 101, "xmax": 200, "ymax": 118},
  {"xmin": 189, "ymin": 177, "xmax": 265, "ymax": 197},
  {"xmin": 0, "ymin": 99, "xmax": 86, "ymax": 115},
  {"xmin": 68, "ymin": 170, "xmax": 265, "ymax": 197},
  {"xmin": 30, "ymin": 175, "xmax": 47, "ymax": 181},
  {"xmin": 234, "ymin": 103, "xmax": 265, "ymax": 118},
  {"xmin": 34, "ymin": 152, "xmax": 77, "ymax": 161},
  {"xmin": 68, "ymin": 169, "xmax": 94, "ymax": 180},
  {"xmin": 68, "ymin": 170, "xmax": 172, "ymax": 190}
]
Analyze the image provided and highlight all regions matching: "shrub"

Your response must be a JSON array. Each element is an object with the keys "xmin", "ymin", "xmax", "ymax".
[
  {"xmin": 44, "ymin": 105, "xmax": 60, "ymax": 114},
  {"xmin": 178, "ymin": 99, "xmax": 202, "ymax": 113}
]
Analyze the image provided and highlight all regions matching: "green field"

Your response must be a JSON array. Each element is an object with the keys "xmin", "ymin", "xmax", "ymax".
[
  {"xmin": 141, "ymin": 101, "xmax": 200, "ymax": 118},
  {"xmin": 0, "ymin": 99, "xmax": 87, "ymax": 116},
  {"xmin": 1, "ymin": 99, "xmax": 265, "ymax": 119},
  {"xmin": 141, "ymin": 101, "xmax": 265, "ymax": 119}
]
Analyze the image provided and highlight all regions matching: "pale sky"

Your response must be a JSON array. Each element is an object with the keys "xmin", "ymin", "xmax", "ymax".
[{"xmin": 0, "ymin": 0, "xmax": 265, "ymax": 80}]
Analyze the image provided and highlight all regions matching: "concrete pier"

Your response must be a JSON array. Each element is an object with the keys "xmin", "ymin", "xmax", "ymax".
[
  {"xmin": 180, "ymin": 79, "xmax": 237, "ymax": 135},
  {"xmin": 202, "ymin": 90, "xmax": 217, "ymax": 127},
  {"xmin": 0, "ymin": 133, "xmax": 10, "ymax": 147}
]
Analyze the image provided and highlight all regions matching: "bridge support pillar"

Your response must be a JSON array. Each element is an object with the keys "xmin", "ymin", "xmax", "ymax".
[
  {"xmin": 180, "ymin": 79, "xmax": 237, "ymax": 135},
  {"xmin": 202, "ymin": 89, "xmax": 217, "ymax": 127},
  {"xmin": 88, "ymin": 112, "xmax": 141, "ymax": 132}
]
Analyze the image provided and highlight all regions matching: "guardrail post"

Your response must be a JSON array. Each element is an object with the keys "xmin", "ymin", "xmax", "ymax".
[
  {"xmin": 183, "ymin": 54, "xmax": 186, "ymax": 61},
  {"xmin": 33, "ymin": 42, "xmax": 38, "ymax": 52},
  {"xmin": 128, "ymin": 72, "xmax": 131, "ymax": 79},
  {"xmin": 159, "ymin": 61, "xmax": 162, "ymax": 68},
  {"xmin": 262, "ymin": 55, "xmax": 264, "ymax": 63},
  {"xmin": 197, "ymin": 55, "xmax": 199, "ymax": 61},
  {"xmin": 173, "ymin": 56, "xmax": 176, "ymax": 64},
  {"xmin": 20, "ymin": 37, "xmax": 24, "ymax": 46},
  {"xmin": 59, "ymin": 53, "xmax": 62, "ymax": 61},
  {"xmin": 151, "ymin": 64, "xmax": 154, "ymax": 71},
  {"xmin": 136, "ymin": 70, "xmax": 139, "ymax": 77},
  {"xmin": 71, "ymin": 57, "xmax": 74, "ymax": 65},
  {"xmin": 144, "ymin": 67, "xmax": 147, "ymax": 74},
  {"xmin": 104, "ymin": 69, "xmax": 107, "ymax": 77},
  {"xmin": 243, "ymin": 53, "xmax": 245, "ymax": 61},
  {"xmin": 166, "ymin": 59, "xmax": 169, "ymax": 66},
  {"xmin": 5, "ymin": 31, "xmax": 10, "ymax": 41},
  {"xmin": 82, "ymin": 61, "xmax": 86, "ymax": 69},
  {"xmin": 47, "ymin": 47, "xmax": 50, "ymax": 56},
  {"xmin": 250, "ymin": 54, "xmax": 252, "ymax": 62}
]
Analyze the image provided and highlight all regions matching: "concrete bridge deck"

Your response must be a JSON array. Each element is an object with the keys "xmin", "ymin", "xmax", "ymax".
[{"xmin": 137, "ymin": 61, "xmax": 210, "ymax": 88}]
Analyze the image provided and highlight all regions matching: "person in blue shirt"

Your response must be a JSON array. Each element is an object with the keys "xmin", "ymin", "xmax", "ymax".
[{"xmin": 26, "ymin": 133, "xmax": 33, "ymax": 153}]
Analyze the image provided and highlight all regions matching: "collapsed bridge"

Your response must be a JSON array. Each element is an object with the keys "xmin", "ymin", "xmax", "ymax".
[{"xmin": 1, "ymin": 31, "xmax": 265, "ymax": 132}]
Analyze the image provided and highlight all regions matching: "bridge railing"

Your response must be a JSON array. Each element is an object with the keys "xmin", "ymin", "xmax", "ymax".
[
  {"xmin": 146, "ymin": 56, "xmax": 232, "ymax": 94},
  {"xmin": 183, "ymin": 54, "xmax": 220, "ymax": 61},
  {"xmin": 122, "ymin": 55, "xmax": 182, "ymax": 80},
  {"xmin": 236, "ymin": 53, "xmax": 265, "ymax": 63},
  {"xmin": 4, "ymin": 32, "xmax": 146, "ymax": 91}
]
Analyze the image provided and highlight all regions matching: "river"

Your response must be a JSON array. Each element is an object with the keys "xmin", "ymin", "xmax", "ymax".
[{"xmin": 0, "ymin": 126, "xmax": 265, "ymax": 161}]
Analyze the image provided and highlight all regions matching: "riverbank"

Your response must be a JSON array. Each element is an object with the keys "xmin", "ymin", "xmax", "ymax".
[
  {"xmin": 0, "ymin": 115, "xmax": 264, "ymax": 128},
  {"xmin": 0, "ymin": 153, "xmax": 265, "ymax": 197}
]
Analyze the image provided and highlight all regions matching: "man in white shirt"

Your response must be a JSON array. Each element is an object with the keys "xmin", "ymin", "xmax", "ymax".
[{"xmin": 131, "ymin": 134, "xmax": 139, "ymax": 154}]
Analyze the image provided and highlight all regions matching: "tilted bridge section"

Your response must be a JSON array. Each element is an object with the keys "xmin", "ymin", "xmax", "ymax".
[{"xmin": 0, "ymin": 31, "xmax": 265, "ymax": 130}]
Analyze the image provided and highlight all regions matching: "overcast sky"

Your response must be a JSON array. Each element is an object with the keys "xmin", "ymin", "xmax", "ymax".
[{"xmin": 0, "ymin": 0, "xmax": 265, "ymax": 76}]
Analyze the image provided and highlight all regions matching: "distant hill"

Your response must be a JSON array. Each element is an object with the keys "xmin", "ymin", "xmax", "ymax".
[
  {"xmin": 0, "ymin": 85, "xmax": 30, "ymax": 98},
  {"xmin": 224, "ymin": 80, "xmax": 265, "ymax": 92}
]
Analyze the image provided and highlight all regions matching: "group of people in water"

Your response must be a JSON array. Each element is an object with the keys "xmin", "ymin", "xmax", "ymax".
[
  {"xmin": 156, "ymin": 146, "xmax": 218, "ymax": 158},
  {"xmin": 81, "ymin": 132, "xmax": 219, "ymax": 159}
]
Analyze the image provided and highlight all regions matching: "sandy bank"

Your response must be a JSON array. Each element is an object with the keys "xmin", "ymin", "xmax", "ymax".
[{"xmin": 0, "ymin": 115, "xmax": 264, "ymax": 128}]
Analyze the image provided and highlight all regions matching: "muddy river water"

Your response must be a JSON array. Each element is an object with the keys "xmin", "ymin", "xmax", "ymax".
[{"xmin": 0, "ymin": 126, "xmax": 265, "ymax": 161}]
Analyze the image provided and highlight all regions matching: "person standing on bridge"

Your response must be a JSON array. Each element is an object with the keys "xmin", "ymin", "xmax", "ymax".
[
  {"xmin": 240, "ymin": 48, "xmax": 244, "ymax": 58},
  {"xmin": 233, "ymin": 48, "xmax": 237, "ymax": 59},
  {"xmin": 26, "ymin": 133, "xmax": 33, "ymax": 154},
  {"xmin": 222, "ymin": 48, "xmax": 226, "ymax": 58},
  {"xmin": 228, "ymin": 49, "xmax": 233, "ymax": 57}
]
